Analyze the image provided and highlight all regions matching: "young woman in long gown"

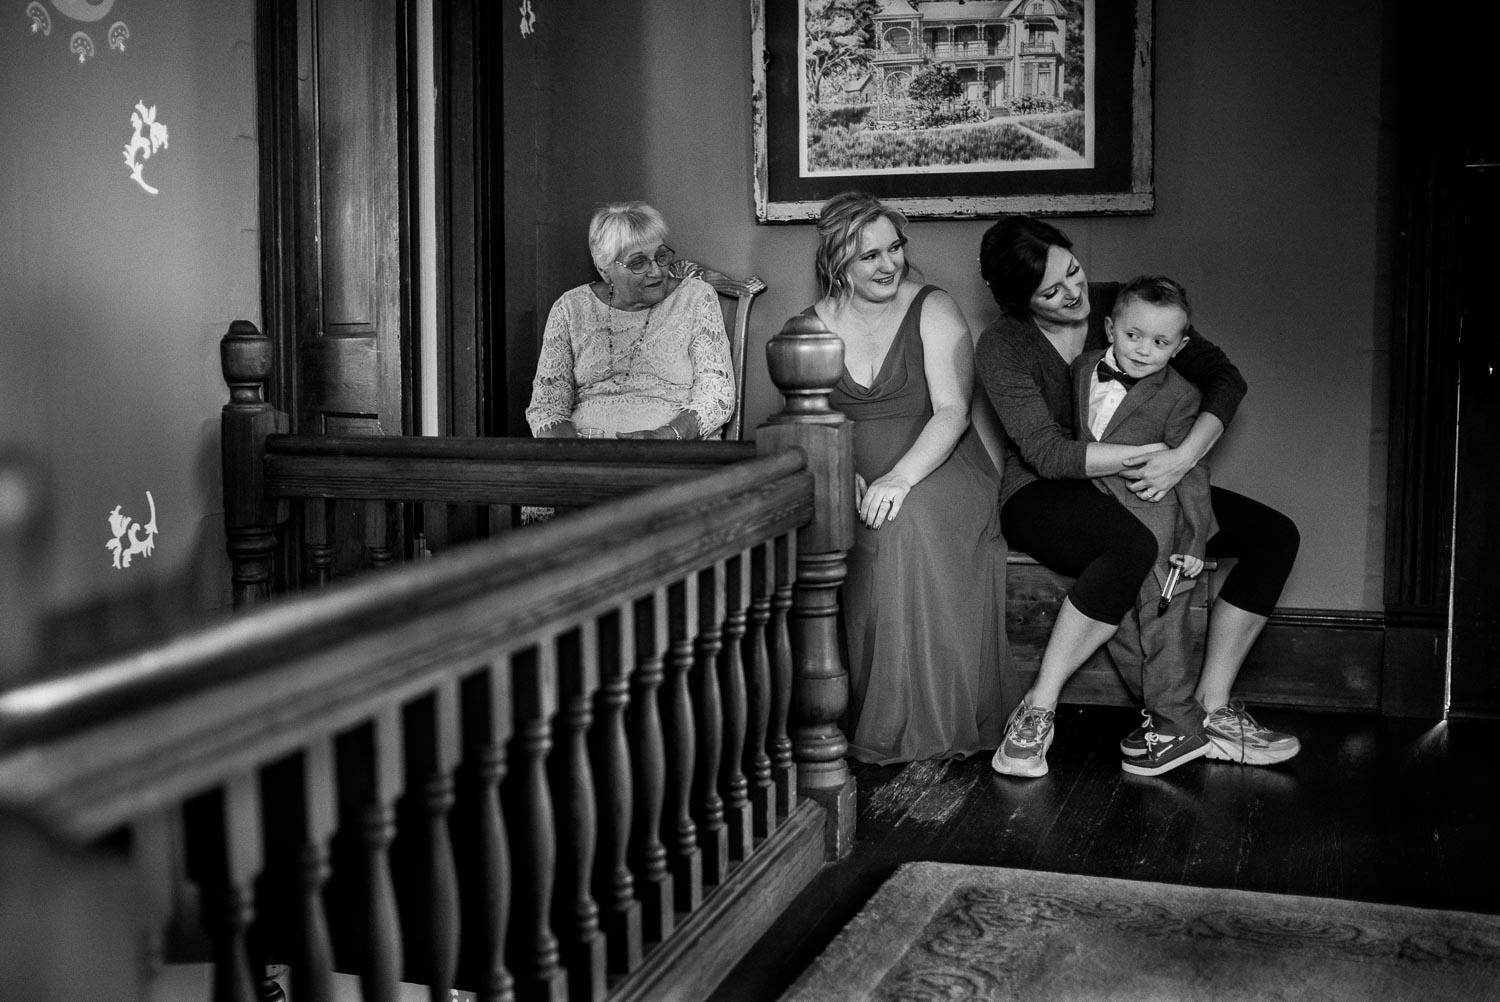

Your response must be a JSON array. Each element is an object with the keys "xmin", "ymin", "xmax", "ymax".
[{"xmin": 804, "ymin": 192, "xmax": 1008, "ymax": 764}]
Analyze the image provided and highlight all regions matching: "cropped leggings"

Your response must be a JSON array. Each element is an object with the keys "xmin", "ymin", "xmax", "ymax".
[{"xmin": 1000, "ymin": 479, "xmax": 1300, "ymax": 626}]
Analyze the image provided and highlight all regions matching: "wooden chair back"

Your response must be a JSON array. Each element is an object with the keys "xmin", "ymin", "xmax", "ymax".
[{"xmin": 672, "ymin": 259, "xmax": 766, "ymax": 441}]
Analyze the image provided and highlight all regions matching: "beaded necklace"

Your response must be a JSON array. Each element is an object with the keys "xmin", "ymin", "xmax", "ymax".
[{"xmin": 606, "ymin": 285, "xmax": 656, "ymax": 380}]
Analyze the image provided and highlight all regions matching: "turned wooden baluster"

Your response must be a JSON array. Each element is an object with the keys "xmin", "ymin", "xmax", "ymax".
[
  {"xmin": 292, "ymin": 737, "xmax": 338, "ymax": 1002},
  {"xmin": 592, "ymin": 604, "xmax": 644, "ymax": 972},
  {"xmin": 718, "ymin": 552, "xmax": 753, "ymax": 862},
  {"xmin": 743, "ymin": 541, "xmax": 777, "ymax": 839},
  {"xmin": 132, "ymin": 811, "xmax": 176, "ymax": 981},
  {"xmin": 457, "ymin": 663, "xmax": 515, "ymax": 1002},
  {"xmin": 185, "ymin": 774, "xmax": 263, "ymax": 1002},
  {"xmin": 399, "ymin": 685, "xmax": 461, "ymax": 998},
  {"xmin": 692, "ymin": 561, "xmax": 728, "ymax": 887},
  {"xmin": 769, "ymin": 532, "xmax": 798, "ymax": 819},
  {"xmin": 304, "ymin": 500, "xmax": 335, "ymax": 586},
  {"xmin": 757, "ymin": 314, "xmax": 856, "ymax": 859},
  {"xmin": 366, "ymin": 501, "xmax": 396, "ymax": 569},
  {"xmin": 551, "ymin": 625, "xmax": 606, "ymax": 1000},
  {"xmin": 507, "ymin": 646, "xmax": 565, "ymax": 1001},
  {"xmin": 662, "ymin": 578, "xmax": 703, "ymax": 913},
  {"xmin": 220, "ymin": 320, "xmax": 288, "ymax": 606},
  {"xmin": 335, "ymin": 710, "xmax": 403, "ymax": 1002},
  {"xmin": 629, "ymin": 589, "xmax": 674, "ymax": 945}
]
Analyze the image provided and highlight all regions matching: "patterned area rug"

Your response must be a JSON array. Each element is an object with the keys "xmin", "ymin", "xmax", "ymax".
[{"xmin": 781, "ymin": 862, "xmax": 1500, "ymax": 1001}]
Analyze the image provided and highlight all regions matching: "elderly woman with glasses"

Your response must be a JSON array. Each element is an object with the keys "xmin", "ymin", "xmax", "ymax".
[{"xmin": 526, "ymin": 201, "xmax": 735, "ymax": 440}]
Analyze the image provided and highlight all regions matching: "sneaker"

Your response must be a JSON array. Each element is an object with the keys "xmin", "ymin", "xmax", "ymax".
[
  {"xmin": 1119, "ymin": 710, "xmax": 1156, "ymax": 758},
  {"xmin": 1204, "ymin": 701, "xmax": 1301, "ymax": 765},
  {"xmin": 991, "ymin": 702, "xmax": 1056, "ymax": 778},
  {"xmin": 1120, "ymin": 731, "xmax": 1210, "ymax": 776}
]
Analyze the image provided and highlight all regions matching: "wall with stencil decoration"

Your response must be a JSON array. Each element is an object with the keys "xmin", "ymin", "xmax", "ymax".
[{"xmin": 0, "ymin": 0, "xmax": 258, "ymax": 624}]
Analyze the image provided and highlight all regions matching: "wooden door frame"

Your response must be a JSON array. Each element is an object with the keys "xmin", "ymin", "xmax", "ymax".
[
  {"xmin": 256, "ymin": 0, "xmax": 501, "ymax": 568},
  {"xmin": 1379, "ymin": 0, "xmax": 1497, "ymax": 718}
]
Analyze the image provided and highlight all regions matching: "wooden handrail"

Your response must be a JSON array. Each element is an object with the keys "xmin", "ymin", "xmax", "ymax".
[
  {"xmin": 263, "ymin": 436, "xmax": 757, "ymax": 506},
  {"xmin": 0, "ymin": 451, "xmax": 811, "ymax": 840},
  {"xmin": 265, "ymin": 435, "xmax": 756, "ymax": 462}
]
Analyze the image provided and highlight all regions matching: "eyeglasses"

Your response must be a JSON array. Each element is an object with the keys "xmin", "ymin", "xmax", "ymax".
[{"xmin": 616, "ymin": 246, "xmax": 674, "ymax": 275}]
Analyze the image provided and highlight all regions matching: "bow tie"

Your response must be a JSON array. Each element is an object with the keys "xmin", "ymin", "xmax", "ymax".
[{"xmin": 1096, "ymin": 358, "xmax": 1140, "ymax": 388}]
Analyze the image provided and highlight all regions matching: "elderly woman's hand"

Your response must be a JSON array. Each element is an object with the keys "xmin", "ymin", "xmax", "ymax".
[
  {"xmin": 858, "ymin": 473, "xmax": 912, "ymax": 530},
  {"xmin": 1121, "ymin": 446, "xmax": 1193, "ymax": 502},
  {"xmin": 617, "ymin": 425, "xmax": 680, "ymax": 440}
]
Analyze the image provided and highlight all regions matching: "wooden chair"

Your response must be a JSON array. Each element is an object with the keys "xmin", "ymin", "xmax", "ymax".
[{"xmin": 672, "ymin": 259, "xmax": 767, "ymax": 441}]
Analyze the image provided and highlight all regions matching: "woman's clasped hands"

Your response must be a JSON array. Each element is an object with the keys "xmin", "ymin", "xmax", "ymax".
[
  {"xmin": 854, "ymin": 471, "xmax": 912, "ymax": 530},
  {"xmin": 616, "ymin": 425, "xmax": 679, "ymax": 440}
]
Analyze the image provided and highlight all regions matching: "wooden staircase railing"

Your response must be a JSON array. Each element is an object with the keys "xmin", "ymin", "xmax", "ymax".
[{"xmin": 0, "ymin": 314, "xmax": 855, "ymax": 1002}]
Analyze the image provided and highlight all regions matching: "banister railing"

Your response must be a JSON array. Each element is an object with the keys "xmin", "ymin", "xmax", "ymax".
[{"xmin": 0, "ymin": 312, "xmax": 856, "ymax": 1001}]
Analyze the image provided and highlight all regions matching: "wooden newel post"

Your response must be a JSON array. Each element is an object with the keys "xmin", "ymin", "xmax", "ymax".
[
  {"xmin": 220, "ymin": 321, "xmax": 288, "ymax": 607},
  {"xmin": 755, "ymin": 314, "xmax": 857, "ymax": 860},
  {"xmin": 0, "ymin": 451, "xmax": 49, "ymax": 684}
]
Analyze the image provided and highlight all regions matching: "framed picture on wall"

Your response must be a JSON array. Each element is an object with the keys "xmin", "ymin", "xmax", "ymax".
[{"xmin": 751, "ymin": 0, "xmax": 1153, "ymax": 222}]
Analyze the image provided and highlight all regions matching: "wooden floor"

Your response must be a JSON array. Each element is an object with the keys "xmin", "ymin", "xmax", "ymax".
[{"xmin": 708, "ymin": 704, "xmax": 1500, "ymax": 1002}]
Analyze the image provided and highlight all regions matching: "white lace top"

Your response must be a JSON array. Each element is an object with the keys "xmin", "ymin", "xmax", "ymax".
[{"xmin": 526, "ymin": 277, "xmax": 735, "ymax": 437}]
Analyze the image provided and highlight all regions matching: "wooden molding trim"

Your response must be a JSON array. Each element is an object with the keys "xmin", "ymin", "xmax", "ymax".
[{"xmin": 1008, "ymin": 602, "xmax": 1389, "ymax": 715}]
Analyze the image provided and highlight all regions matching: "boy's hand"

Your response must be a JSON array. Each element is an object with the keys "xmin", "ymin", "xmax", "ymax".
[
  {"xmin": 1122, "ymin": 446, "xmax": 1193, "ymax": 502},
  {"xmin": 1170, "ymin": 553, "xmax": 1204, "ymax": 578}
]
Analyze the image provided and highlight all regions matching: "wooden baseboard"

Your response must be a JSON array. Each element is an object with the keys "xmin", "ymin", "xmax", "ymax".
[
  {"xmin": 610, "ymin": 798, "xmax": 827, "ymax": 1002},
  {"xmin": 1008, "ymin": 596, "xmax": 1386, "ymax": 713},
  {"xmin": 1228, "ymin": 608, "xmax": 1384, "ymax": 712}
]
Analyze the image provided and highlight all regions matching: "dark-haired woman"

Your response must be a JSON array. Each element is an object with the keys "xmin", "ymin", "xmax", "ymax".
[
  {"xmin": 975, "ymin": 215, "xmax": 1300, "ymax": 779},
  {"xmin": 805, "ymin": 192, "xmax": 1007, "ymax": 765}
]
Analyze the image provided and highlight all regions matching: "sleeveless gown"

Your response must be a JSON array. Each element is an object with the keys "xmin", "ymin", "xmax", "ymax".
[{"xmin": 815, "ymin": 285, "xmax": 1008, "ymax": 764}]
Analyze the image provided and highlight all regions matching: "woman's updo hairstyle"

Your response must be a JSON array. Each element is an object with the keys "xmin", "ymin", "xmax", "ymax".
[
  {"xmin": 814, "ymin": 191, "xmax": 911, "ymax": 302},
  {"xmin": 588, "ymin": 201, "xmax": 669, "ymax": 275},
  {"xmin": 978, "ymin": 215, "xmax": 1073, "ymax": 317}
]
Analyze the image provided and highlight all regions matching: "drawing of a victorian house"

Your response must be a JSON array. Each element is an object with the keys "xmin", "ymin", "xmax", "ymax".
[{"xmin": 872, "ymin": 0, "xmax": 1070, "ymax": 110}]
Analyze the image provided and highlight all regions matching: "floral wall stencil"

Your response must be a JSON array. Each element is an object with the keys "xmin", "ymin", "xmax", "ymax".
[
  {"xmin": 122, "ymin": 100, "xmax": 167, "ymax": 194},
  {"xmin": 24, "ymin": 2, "xmax": 49, "ymax": 35},
  {"xmin": 24, "ymin": 0, "xmax": 128, "ymax": 63},
  {"xmin": 106, "ymin": 491, "xmax": 156, "ymax": 569}
]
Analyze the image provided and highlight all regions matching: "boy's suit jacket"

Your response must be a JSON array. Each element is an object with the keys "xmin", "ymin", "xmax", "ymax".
[{"xmin": 1071, "ymin": 349, "xmax": 1218, "ymax": 590}]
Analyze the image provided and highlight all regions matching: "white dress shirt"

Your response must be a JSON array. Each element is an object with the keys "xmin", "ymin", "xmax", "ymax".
[{"xmin": 1087, "ymin": 348, "xmax": 1132, "ymax": 440}]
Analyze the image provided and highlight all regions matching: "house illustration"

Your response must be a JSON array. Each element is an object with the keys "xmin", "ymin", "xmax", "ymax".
[{"xmin": 872, "ymin": 0, "xmax": 1071, "ymax": 108}]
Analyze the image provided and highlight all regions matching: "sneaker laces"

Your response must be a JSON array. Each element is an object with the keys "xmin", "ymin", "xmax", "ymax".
[
  {"xmin": 1008, "ymin": 704, "xmax": 1054, "ymax": 748},
  {"xmin": 1210, "ymin": 700, "xmax": 1255, "ymax": 758}
]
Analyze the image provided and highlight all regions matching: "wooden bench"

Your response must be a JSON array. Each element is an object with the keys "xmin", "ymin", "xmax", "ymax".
[{"xmin": 1005, "ymin": 551, "xmax": 1220, "ymax": 709}]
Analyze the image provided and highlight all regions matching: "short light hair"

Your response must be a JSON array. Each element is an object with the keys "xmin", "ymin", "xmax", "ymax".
[
  {"xmin": 1112, "ymin": 274, "xmax": 1193, "ymax": 323},
  {"xmin": 814, "ymin": 191, "xmax": 911, "ymax": 302},
  {"xmin": 588, "ymin": 201, "xmax": 669, "ymax": 273}
]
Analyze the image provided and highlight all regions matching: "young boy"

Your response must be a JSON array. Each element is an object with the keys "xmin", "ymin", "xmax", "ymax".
[{"xmin": 1071, "ymin": 275, "xmax": 1217, "ymax": 776}]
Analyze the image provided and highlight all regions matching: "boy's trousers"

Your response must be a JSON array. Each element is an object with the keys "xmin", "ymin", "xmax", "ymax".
[{"xmin": 1107, "ymin": 577, "xmax": 1206, "ymax": 737}]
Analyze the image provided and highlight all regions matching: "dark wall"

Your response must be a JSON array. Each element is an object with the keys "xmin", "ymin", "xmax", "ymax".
[
  {"xmin": 1, "ymin": 0, "xmax": 258, "ymax": 616},
  {"xmin": 518, "ymin": 0, "xmax": 1393, "ymax": 611}
]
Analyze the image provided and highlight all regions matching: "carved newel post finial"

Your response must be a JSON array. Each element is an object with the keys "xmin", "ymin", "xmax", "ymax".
[
  {"xmin": 763, "ymin": 314, "xmax": 847, "ymax": 426},
  {"xmin": 0, "ymin": 452, "xmax": 50, "ymax": 684},
  {"xmin": 755, "ymin": 313, "xmax": 857, "ymax": 860},
  {"xmin": 220, "ymin": 321, "xmax": 287, "ymax": 607}
]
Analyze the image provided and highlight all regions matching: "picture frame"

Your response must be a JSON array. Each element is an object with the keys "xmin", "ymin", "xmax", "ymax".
[{"xmin": 751, "ymin": 0, "xmax": 1153, "ymax": 222}]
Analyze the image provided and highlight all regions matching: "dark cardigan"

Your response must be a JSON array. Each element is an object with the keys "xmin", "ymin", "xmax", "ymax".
[{"xmin": 974, "ymin": 281, "xmax": 1247, "ymax": 506}]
